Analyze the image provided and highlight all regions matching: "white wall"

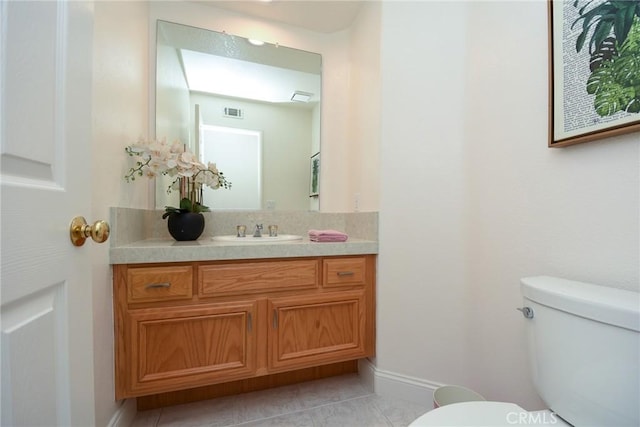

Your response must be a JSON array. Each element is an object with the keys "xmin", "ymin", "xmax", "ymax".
[
  {"xmin": 348, "ymin": 2, "xmax": 381, "ymax": 212},
  {"xmin": 378, "ymin": 0, "xmax": 472, "ymax": 391},
  {"xmin": 377, "ymin": 0, "xmax": 639, "ymax": 410},
  {"xmin": 92, "ymin": 1, "xmax": 149, "ymax": 425}
]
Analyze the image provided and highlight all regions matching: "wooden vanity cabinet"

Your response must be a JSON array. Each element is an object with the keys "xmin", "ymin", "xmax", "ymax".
[{"xmin": 113, "ymin": 255, "xmax": 375, "ymax": 400}]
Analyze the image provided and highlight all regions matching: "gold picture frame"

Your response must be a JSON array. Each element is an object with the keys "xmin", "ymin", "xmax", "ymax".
[{"xmin": 548, "ymin": 0, "xmax": 640, "ymax": 147}]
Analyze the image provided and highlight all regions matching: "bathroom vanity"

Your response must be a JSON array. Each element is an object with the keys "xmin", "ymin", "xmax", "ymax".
[
  {"xmin": 113, "ymin": 254, "xmax": 376, "ymax": 401},
  {"xmin": 109, "ymin": 209, "xmax": 378, "ymax": 408}
]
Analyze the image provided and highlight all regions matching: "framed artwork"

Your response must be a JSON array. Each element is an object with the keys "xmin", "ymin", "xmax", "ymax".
[
  {"xmin": 548, "ymin": 0, "xmax": 640, "ymax": 147},
  {"xmin": 309, "ymin": 152, "xmax": 320, "ymax": 197}
]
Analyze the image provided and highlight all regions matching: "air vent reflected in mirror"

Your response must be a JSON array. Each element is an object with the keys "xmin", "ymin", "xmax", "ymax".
[{"xmin": 223, "ymin": 107, "xmax": 243, "ymax": 119}]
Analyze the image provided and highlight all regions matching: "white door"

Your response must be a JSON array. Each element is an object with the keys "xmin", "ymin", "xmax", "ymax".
[
  {"xmin": 200, "ymin": 125, "xmax": 262, "ymax": 210},
  {"xmin": 1, "ymin": 1, "xmax": 97, "ymax": 425},
  {"xmin": 194, "ymin": 103, "xmax": 203, "ymax": 157}
]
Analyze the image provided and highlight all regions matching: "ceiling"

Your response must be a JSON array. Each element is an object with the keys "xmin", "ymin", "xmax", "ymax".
[
  {"xmin": 195, "ymin": 0, "xmax": 364, "ymax": 33},
  {"xmin": 181, "ymin": 48, "xmax": 321, "ymax": 105},
  {"xmin": 158, "ymin": 20, "xmax": 322, "ymax": 106}
]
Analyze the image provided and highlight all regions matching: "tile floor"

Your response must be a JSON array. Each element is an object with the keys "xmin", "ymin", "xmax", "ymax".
[{"xmin": 131, "ymin": 374, "xmax": 431, "ymax": 427}]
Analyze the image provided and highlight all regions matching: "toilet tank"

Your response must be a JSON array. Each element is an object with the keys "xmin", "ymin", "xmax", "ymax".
[{"xmin": 520, "ymin": 276, "xmax": 639, "ymax": 427}]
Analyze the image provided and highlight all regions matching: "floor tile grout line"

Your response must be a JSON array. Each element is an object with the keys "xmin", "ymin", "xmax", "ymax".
[
  {"xmin": 229, "ymin": 392, "xmax": 378, "ymax": 426},
  {"xmin": 154, "ymin": 407, "xmax": 163, "ymax": 427}
]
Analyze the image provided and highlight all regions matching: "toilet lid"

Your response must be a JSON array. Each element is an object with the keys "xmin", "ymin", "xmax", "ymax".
[{"xmin": 409, "ymin": 402, "xmax": 564, "ymax": 427}]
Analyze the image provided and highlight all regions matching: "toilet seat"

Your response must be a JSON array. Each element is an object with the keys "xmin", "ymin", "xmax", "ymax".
[{"xmin": 408, "ymin": 401, "xmax": 568, "ymax": 427}]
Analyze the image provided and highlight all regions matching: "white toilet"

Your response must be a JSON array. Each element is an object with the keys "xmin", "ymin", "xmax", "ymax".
[{"xmin": 410, "ymin": 276, "xmax": 640, "ymax": 427}]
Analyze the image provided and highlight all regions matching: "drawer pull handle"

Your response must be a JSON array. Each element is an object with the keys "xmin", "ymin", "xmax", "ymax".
[
  {"xmin": 337, "ymin": 271, "xmax": 355, "ymax": 277},
  {"xmin": 272, "ymin": 310, "xmax": 278, "ymax": 329},
  {"xmin": 145, "ymin": 282, "xmax": 171, "ymax": 289},
  {"xmin": 247, "ymin": 313, "xmax": 253, "ymax": 333}
]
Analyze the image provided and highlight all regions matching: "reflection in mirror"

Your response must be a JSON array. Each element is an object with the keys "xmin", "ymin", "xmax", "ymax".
[{"xmin": 155, "ymin": 20, "xmax": 322, "ymax": 211}]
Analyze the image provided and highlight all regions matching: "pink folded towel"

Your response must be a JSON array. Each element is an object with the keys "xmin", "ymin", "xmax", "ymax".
[{"xmin": 308, "ymin": 229, "xmax": 349, "ymax": 242}]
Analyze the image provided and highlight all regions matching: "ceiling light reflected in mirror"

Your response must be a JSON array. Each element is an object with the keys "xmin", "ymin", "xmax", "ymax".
[
  {"xmin": 248, "ymin": 39, "xmax": 265, "ymax": 46},
  {"xmin": 291, "ymin": 91, "xmax": 313, "ymax": 103}
]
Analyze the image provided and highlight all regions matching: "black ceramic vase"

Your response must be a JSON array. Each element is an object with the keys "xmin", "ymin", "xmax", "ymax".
[{"xmin": 166, "ymin": 212, "xmax": 205, "ymax": 241}]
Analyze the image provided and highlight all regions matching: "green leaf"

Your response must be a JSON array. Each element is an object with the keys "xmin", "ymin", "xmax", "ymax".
[
  {"xmin": 626, "ymin": 96, "xmax": 640, "ymax": 113},
  {"xmin": 577, "ymin": 29, "xmax": 589, "ymax": 53},
  {"xmin": 581, "ymin": 11, "xmax": 640, "ymax": 117},
  {"xmin": 179, "ymin": 197, "xmax": 193, "ymax": 211},
  {"xmin": 592, "ymin": 19, "xmax": 615, "ymax": 53},
  {"xmin": 619, "ymin": 14, "xmax": 640, "ymax": 53},
  {"xmin": 162, "ymin": 206, "xmax": 184, "ymax": 219},
  {"xmin": 577, "ymin": 0, "xmax": 597, "ymax": 15},
  {"xmin": 588, "ymin": 59, "xmax": 637, "ymax": 116},
  {"xmin": 613, "ymin": 52, "xmax": 640, "ymax": 86},
  {"xmin": 614, "ymin": 3, "xmax": 637, "ymax": 45},
  {"xmin": 573, "ymin": 7, "xmax": 609, "ymax": 52},
  {"xmin": 590, "ymin": 36, "xmax": 617, "ymax": 71},
  {"xmin": 192, "ymin": 202, "xmax": 210, "ymax": 213},
  {"xmin": 587, "ymin": 61, "xmax": 614, "ymax": 95},
  {"xmin": 572, "ymin": 2, "xmax": 625, "ymax": 53}
]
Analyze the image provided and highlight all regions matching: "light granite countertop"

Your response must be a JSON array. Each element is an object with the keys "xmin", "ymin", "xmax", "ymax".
[
  {"xmin": 110, "ymin": 236, "xmax": 378, "ymax": 264},
  {"xmin": 109, "ymin": 208, "xmax": 379, "ymax": 264}
]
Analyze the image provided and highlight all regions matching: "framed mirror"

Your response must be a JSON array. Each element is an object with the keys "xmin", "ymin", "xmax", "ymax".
[{"xmin": 155, "ymin": 20, "xmax": 322, "ymax": 211}]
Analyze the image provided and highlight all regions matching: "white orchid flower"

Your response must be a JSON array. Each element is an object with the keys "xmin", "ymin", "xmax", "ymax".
[{"xmin": 125, "ymin": 137, "xmax": 230, "ymax": 211}]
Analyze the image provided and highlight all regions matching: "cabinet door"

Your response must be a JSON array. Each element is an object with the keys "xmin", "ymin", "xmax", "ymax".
[
  {"xmin": 121, "ymin": 301, "xmax": 257, "ymax": 397},
  {"xmin": 268, "ymin": 291, "xmax": 367, "ymax": 371}
]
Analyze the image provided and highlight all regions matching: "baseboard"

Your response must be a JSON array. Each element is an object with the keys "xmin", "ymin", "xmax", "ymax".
[
  {"xmin": 358, "ymin": 359, "xmax": 442, "ymax": 409},
  {"xmin": 106, "ymin": 399, "xmax": 136, "ymax": 427}
]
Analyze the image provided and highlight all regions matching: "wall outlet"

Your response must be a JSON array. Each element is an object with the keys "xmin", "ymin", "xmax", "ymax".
[
  {"xmin": 354, "ymin": 193, "xmax": 360, "ymax": 212},
  {"xmin": 266, "ymin": 200, "xmax": 276, "ymax": 210}
]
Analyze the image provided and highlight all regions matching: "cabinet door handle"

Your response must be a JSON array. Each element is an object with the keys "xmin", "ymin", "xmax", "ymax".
[
  {"xmin": 337, "ymin": 271, "xmax": 355, "ymax": 277},
  {"xmin": 145, "ymin": 282, "xmax": 171, "ymax": 289},
  {"xmin": 247, "ymin": 312, "xmax": 253, "ymax": 333},
  {"xmin": 272, "ymin": 310, "xmax": 278, "ymax": 329}
]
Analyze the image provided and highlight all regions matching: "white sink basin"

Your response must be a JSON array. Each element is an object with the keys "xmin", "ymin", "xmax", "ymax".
[{"xmin": 212, "ymin": 234, "xmax": 303, "ymax": 243}]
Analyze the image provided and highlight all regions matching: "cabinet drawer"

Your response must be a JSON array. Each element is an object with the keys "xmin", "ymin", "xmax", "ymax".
[
  {"xmin": 199, "ymin": 260, "xmax": 319, "ymax": 297},
  {"xmin": 323, "ymin": 257, "xmax": 366, "ymax": 288},
  {"xmin": 127, "ymin": 266, "xmax": 193, "ymax": 304}
]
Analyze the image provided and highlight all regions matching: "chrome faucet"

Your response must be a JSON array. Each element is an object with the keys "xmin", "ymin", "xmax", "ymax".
[{"xmin": 253, "ymin": 224, "xmax": 263, "ymax": 237}]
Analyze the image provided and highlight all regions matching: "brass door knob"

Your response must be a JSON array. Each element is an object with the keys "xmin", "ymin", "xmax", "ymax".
[{"xmin": 70, "ymin": 216, "xmax": 110, "ymax": 247}]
